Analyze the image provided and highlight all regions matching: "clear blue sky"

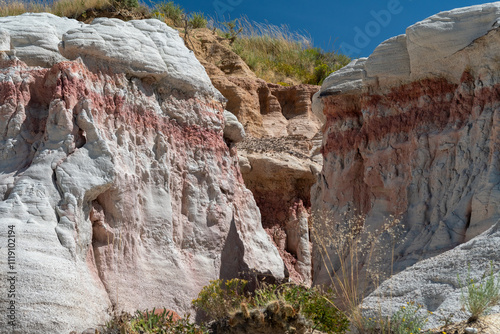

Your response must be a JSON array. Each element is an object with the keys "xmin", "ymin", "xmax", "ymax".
[{"xmin": 148, "ymin": 0, "xmax": 493, "ymax": 58}]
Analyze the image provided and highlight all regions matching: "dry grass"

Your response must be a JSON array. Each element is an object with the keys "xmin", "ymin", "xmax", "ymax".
[
  {"xmin": 210, "ymin": 16, "xmax": 350, "ymax": 85},
  {"xmin": 0, "ymin": 0, "xmax": 49, "ymax": 16},
  {"xmin": 0, "ymin": 0, "xmax": 140, "ymax": 19},
  {"xmin": 310, "ymin": 210, "xmax": 404, "ymax": 333},
  {"xmin": 51, "ymin": 0, "xmax": 111, "ymax": 18}
]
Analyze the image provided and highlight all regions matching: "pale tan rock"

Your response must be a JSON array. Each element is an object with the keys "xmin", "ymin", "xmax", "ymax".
[{"xmin": 188, "ymin": 28, "xmax": 321, "ymax": 139}]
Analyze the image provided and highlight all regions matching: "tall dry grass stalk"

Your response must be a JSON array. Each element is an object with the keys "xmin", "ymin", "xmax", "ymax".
[{"xmin": 311, "ymin": 210, "xmax": 404, "ymax": 333}]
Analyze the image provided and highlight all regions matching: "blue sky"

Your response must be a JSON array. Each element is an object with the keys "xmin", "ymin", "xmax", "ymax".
[{"xmin": 150, "ymin": 0, "xmax": 492, "ymax": 57}]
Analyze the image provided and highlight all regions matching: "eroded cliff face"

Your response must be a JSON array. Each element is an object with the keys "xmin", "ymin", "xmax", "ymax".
[
  {"xmin": 187, "ymin": 28, "xmax": 321, "ymax": 284},
  {"xmin": 0, "ymin": 13, "xmax": 284, "ymax": 333},
  {"xmin": 313, "ymin": 3, "xmax": 500, "ymax": 286}
]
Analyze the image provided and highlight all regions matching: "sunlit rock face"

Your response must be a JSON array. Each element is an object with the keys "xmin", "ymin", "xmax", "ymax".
[
  {"xmin": 312, "ymin": 2, "xmax": 500, "ymax": 289},
  {"xmin": 0, "ymin": 13, "xmax": 284, "ymax": 333}
]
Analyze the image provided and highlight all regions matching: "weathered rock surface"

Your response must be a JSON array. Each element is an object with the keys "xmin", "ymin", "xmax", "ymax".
[
  {"xmin": 188, "ymin": 28, "xmax": 322, "ymax": 139},
  {"xmin": 362, "ymin": 223, "xmax": 500, "ymax": 329},
  {"xmin": 0, "ymin": 13, "xmax": 284, "ymax": 333},
  {"xmin": 237, "ymin": 136, "xmax": 321, "ymax": 284},
  {"xmin": 312, "ymin": 1, "xmax": 500, "ymax": 302},
  {"xmin": 188, "ymin": 29, "xmax": 322, "ymax": 284}
]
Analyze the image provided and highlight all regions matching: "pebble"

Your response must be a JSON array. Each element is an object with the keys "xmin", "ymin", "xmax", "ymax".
[{"xmin": 464, "ymin": 327, "xmax": 478, "ymax": 334}]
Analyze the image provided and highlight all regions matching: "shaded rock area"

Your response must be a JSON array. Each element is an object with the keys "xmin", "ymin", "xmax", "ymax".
[
  {"xmin": 0, "ymin": 14, "xmax": 285, "ymax": 333},
  {"xmin": 312, "ymin": 2, "xmax": 500, "ymax": 328},
  {"xmin": 188, "ymin": 28, "xmax": 323, "ymax": 284}
]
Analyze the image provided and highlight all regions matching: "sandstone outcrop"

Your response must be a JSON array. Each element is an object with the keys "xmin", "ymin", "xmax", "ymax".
[
  {"xmin": 0, "ymin": 13, "xmax": 285, "ymax": 333},
  {"xmin": 188, "ymin": 28, "xmax": 322, "ymax": 284},
  {"xmin": 312, "ymin": 1, "xmax": 500, "ymax": 303},
  {"xmin": 188, "ymin": 28, "xmax": 322, "ymax": 139}
]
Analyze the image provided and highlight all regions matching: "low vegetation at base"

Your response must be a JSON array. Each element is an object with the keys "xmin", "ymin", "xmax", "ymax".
[
  {"xmin": 193, "ymin": 279, "xmax": 349, "ymax": 333},
  {"xmin": 0, "ymin": 0, "xmax": 349, "ymax": 86},
  {"xmin": 102, "ymin": 309, "xmax": 207, "ymax": 334},
  {"xmin": 100, "ymin": 280, "xmax": 349, "ymax": 333},
  {"xmin": 458, "ymin": 261, "xmax": 500, "ymax": 322}
]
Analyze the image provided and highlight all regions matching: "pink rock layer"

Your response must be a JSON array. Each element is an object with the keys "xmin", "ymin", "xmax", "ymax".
[
  {"xmin": 0, "ymin": 58, "xmax": 284, "ymax": 333},
  {"xmin": 313, "ymin": 70, "xmax": 500, "ymax": 284}
]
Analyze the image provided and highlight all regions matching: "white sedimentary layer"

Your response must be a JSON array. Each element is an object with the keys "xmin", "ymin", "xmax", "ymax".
[
  {"xmin": 0, "ymin": 13, "xmax": 220, "ymax": 98},
  {"xmin": 363, "ymin": 223, "xmax": 500, "ymax": 328},
  {"xmin": 318, "ymin": 1, "xmax": 500, "ymax": 92},
  {"xmin": 0, "ymin": 13, "xmax": 284, "ymax": 334}
]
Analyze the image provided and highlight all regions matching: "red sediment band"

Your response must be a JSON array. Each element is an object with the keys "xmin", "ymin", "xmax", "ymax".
[
  {"xmin": 0, "ymin": 61, "xmax": 227, "ymax": 153},
  {"xmin": 322, "ymin": 74, "xmax": 500, "ymax": 156}
]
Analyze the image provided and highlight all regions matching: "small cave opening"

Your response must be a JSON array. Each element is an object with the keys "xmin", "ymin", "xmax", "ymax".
[{"xmin": 75, "ymin": 128, "xmax": 87, "ymax": 149}]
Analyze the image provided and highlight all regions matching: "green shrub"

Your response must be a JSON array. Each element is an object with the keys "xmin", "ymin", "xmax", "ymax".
[
  {"xmin": 222, "ymin": 19, "xmax": 243, "ymax": 44},
  {"xmin": 389, "ymin": 302, "xmax": 429, "ymax": 334},
  {"xmin": 299, "ymin": 287, "xmax": 349, "ymax": 333},
  {"xmin": 253, "ymin": 283, "xmax": 349, "ymax": 333},
  {"xmin": 188, "ymin": 12, "xmax": 207, "ymax": 29},
  {"xmin": 103, "ymin": 310, "xmax": 207, "ymax": 334},
  {"xmin": 193, "ymin": 280, "xmax": 348, "ymax": 333},
  {"xmin": 458, "ymin": 261, "xmax": 500, "ymax": 322},
  {"xmin": 192, "ymin": 278, "xmax": 249, "ymax": 320},
  {"xmin": 154, "ymin": 1, "xmax": 184, "ymax": 26}
]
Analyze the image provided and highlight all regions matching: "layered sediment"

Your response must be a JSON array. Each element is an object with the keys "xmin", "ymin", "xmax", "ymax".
[
  {"xmin": 313, "ymin": 2, "xmax": 500, "ymax": 299},
  {"xmin": 0, "ymin": 13, "xmax": 284, "ymax": 333}
]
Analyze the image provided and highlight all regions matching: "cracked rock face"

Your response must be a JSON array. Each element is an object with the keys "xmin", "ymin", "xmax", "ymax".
[
  {"xmin": 0, "ymin": 13, "xmax": 284, "ymax": 333},
  {"xmin": 313, "ymin": 2, "xmax": 500, "ymax": 300}
]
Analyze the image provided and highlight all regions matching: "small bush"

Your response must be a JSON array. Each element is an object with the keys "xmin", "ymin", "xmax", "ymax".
[
  {"xmin": 253, "ymin": 283, "xmax": 349, "ymax": 333},
  {"xmin": 222, "ymin": 19, "xmax": 243, "ymax": 44},
  {"xmin": 193, "ymin": 280, "xmax": 348, "ymax": 333},
  {"xmin": 299, "ymin": 287, "xmax": 349, "ymax": 333},
  {"xmin": 188, "ymin": 12, "xmax": 207, "ymax": 29},
  {"xmin": 103, "ymin": 309, "xmax": 207, "ymax": 334},
  {"xmin": 458, "ymin": 261, "xmax": 500, "ymax": 322},
  {"xmin": 154, "ymin": 1, "xmax": 184, "ymax": 27},
  {"xmin": 389, "ymin": 302, "xmax": 429, "ymax": 334},
  {"xmin": 192, "ymin": 278, "xmax": 249, "ymax": 320}
]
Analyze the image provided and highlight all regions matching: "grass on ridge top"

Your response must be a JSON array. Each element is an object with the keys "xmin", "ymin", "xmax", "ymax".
[
  {"xmin": 0, "ymin": 0, "xmax": 350, "ymax": 86},
  {"xmin": 226, "ymin": 16, "xmax": 351, "ymax": 85},
  {"xmin": 0, "ymin": 0, "xmax": 147, "ymax": 20}
]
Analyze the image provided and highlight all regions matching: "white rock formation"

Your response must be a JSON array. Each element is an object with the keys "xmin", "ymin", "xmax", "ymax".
[
  {"xmin": 0, "ymin": 13, "xmax": 284, "ymax": 334},
  {"xmin": 312, "ymin": 1, "xmax": 500, "ymax": 312},
  {"xmin": 223, "ymin": 110, "xmax": 246, "ymax": 143},
  {"xmin": 362, "ymin": 222, "xmax": 500, "ymax": 329}
]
